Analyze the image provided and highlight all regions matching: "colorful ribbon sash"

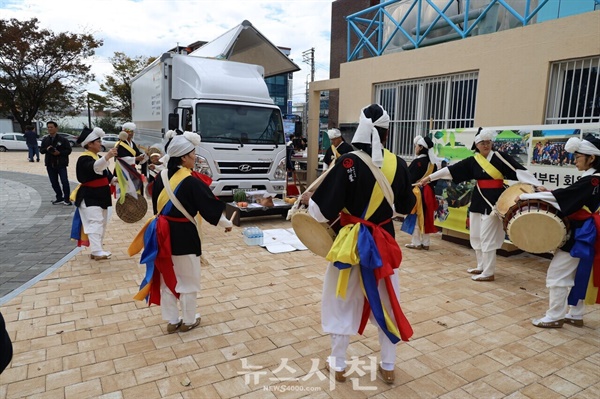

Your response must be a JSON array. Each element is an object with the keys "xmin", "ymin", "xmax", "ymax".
[{"xmin": 567, "ymin": 208, "xmax": 600, "ymax": 305}]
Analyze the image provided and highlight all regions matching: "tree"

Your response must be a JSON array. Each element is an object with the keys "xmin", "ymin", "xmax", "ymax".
[
  {"xmin": 100, "ymin": 52, "xmax": 155, "ymax": 122},
  {"xmin": 0, "ymin": 18, "xmax": 102, "ymax": 132}
]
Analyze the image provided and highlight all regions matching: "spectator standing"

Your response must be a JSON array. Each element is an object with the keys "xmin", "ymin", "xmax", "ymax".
[
  {"xmin": 24, "ymin": 124, "xmax": 40, "ymax": 162},
  {"xmin": 40, "ymin": 121, "xmax": 72, "ymax": 205},
  {"xmin": 322, "ymin": 128, "xmax": 353, "ymax": 171}
]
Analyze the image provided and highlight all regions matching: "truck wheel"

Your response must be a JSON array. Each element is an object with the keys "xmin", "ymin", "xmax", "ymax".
[{"xmin": 0, "ymin": 146, "xmax": 6, "ymax": 152}]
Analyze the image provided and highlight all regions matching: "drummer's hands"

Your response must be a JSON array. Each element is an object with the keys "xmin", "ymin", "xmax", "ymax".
[
  {"xmin": 224, "ymin": 226, "xmax": 233, "ymax": 233},
  {"xmin": 417, "ymin": 176, "xmax": 431, "ymax": 187},
  {"xmin": 535, "ymin": 186, "xmax": 548, "ymax": 192},
  {"xmin": 300, "ymin": 191, "xmax": 313, "ymax": 206}
]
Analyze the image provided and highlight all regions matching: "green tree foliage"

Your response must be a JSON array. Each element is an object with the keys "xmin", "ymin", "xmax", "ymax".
[
  {"xmin": 0, "ymin": 18, "xmax": 102, "ymax": 132},
  {"xmin": 99, "ymin": 52, "xmax": 154, "ymax": 121}
]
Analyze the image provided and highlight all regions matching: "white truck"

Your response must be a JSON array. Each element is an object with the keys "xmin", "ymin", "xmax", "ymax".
[{"xmin": 131, "ymin": 52, "xmax": 290, "ymax": 198}]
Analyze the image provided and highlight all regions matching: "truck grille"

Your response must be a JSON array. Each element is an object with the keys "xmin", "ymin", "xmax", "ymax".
[{"xmin": 217, "ymin": 161, "xmax": 272, "ymax": 174}]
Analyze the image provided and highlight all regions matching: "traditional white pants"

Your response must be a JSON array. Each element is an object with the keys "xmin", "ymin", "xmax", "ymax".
[
  {"xmin": 545, "ymin": 249, "xmax": 585, "ymax": 320},
  {"xmin": 160, "ymin": 254, "xmax": 201, "ymax": 325},
  {"xmin": 469, "ymin": 212, "xmax": 505, "ymax": 277},
  {"xmin": 79, "ymin": 201, "xmax": 109, "ymax": 256},
  {"xmin": 322, "ymin": 263, "xmax": 400, "ymax": 371},
  {"xmin": 410, "ymin": 226, "xmax": 430, "ymax": 247}
]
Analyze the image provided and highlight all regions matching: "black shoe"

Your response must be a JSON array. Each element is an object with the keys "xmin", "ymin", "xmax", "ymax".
[
  {"xmin": 51, "ymin": 199, "xmax": 63, "ymax": 205},
  {"xmin": 63, "ymin": 201, "xmax": 73, "ymax": 206},
  {"xmin": 36, "ymin": 159, "xmax": 40, "ymax": 162},
  {"xmin": 28, "ymin": 159, "xmax": 34, "ymax": 162}
]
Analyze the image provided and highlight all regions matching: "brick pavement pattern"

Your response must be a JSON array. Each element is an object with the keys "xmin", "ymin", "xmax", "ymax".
[{"xmin": 0, "ymin": 150, "xmax": 598, "ymax": 398}]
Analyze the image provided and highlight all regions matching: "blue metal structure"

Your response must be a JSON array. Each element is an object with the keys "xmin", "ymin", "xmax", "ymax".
[{"xmin": 346, "ymin": 0, "xmax": 551, "ymax": 61}]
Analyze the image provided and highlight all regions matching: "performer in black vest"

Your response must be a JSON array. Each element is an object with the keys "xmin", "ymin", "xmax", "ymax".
[
  {"xmin": 420, "ymin": 128, "xmax": 540, "ymax": 281},
  {"xmin": 301, "ymin": 104, "xmax": 415, "ymax": 384},
  {"xmin": 519, "ymin": 134, "xmax": 600, "ymax": 328},
  {"xmin": 70, "ymin": 127, "xmax": 118, "ymax": 260},
  {"xmin": 322, "ymin": 128, "xmax": 353, "ymax": 171},
  {"xmin": 405, "ymin": 135, "xmax": 442, "ymax": 250}
]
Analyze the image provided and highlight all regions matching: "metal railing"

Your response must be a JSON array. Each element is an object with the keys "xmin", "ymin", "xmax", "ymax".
[{"xmin": 346, "ymin": 0, "xmax": 550, "ymax": 61}]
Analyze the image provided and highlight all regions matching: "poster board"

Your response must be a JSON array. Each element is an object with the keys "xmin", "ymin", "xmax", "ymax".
[{"xmin": 429, "ymin": 123, "xmax": 600, "ymax": 235}]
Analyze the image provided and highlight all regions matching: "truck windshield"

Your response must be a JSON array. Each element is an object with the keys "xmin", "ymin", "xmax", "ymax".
[{"xmin": 196, "ymin": 103, "xmax": 285, "ymax": 145}]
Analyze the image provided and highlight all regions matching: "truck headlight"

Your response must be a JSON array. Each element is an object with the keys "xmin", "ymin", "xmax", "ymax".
[
  {"xmin": 194, "ymin": 155, "xmax": 212, "ymax": 178},
  {"xmin": 274, "ymin": 158, "xmax": 286, "ymax": 180}
]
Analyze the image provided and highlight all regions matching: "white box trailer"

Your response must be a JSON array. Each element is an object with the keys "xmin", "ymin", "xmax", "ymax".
[{"xmin": 131, "ymin": 21, "xmax": 300, "ymax": 197}]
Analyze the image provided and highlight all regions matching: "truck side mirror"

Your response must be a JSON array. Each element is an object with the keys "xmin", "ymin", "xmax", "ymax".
[{"xmin": 168, "ymin": 113, "xmax": 179, "ymax": 131}]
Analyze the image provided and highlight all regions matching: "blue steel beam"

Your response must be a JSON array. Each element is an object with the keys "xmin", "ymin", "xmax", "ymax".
[{"xmin": 346, "ymin": 0, "xmax": 551, "ymax": 62}]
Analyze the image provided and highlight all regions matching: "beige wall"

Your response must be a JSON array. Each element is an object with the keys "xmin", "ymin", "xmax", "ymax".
[{"xmin": 321, "ymin": 11, "xmax": 600, "ymax": 126}]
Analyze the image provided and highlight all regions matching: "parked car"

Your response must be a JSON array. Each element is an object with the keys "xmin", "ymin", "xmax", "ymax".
[
  {"xmin": 100, "ymin": 134, "xmax": 119, "ymax": 152},
  {"xmin": 58, "ymin": 133, "xmax": 79, "ymax": 147},
  {"xmin": 0, "ymin": 133, "xmax": 42, "ymax": 152}
]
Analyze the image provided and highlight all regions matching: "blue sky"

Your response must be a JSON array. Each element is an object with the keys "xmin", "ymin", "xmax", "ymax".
[{"xmin": 0, "ymin": 0, "xmax": 334, "ymax": 102}]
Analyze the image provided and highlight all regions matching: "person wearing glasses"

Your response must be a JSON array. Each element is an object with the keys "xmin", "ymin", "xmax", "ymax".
[{"xmin": 418, "ymin": 128, "xmax": 540, "ymax": 282}]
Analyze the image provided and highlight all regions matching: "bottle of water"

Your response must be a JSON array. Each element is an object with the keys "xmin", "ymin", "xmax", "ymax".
[
  {"xmin": 257, "ymin": 228, "xmax": 263, "ymax": 246},
  {"xmin": 243, "ymin": 227, "xmax": 251, "ymax": 246}
]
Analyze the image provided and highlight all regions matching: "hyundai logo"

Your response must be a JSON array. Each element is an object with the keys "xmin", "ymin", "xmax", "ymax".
[{"xmin": 238, "ymin": 164, "xmax": 252, "ymax": 172}]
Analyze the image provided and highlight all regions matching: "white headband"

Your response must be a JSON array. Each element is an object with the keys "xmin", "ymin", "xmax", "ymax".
[
  {"xmin": 351, "ymin": 105, "xmax": 390, "ymax": 167},
  {"xmin": 565, "ymin": 137, "xmax": 600, "ymax": 156},
  {"xmin": 160, "ymin": 132, "xmax": 201, "ymax": 164},
  {"xmin": 414, "ymin": 136, "xmax": 428, "ymax": 148},
  {"xmin": 327, "ymin": 128, "xmax": 341, "ymax": 139},
  {"xmin": 82, "ymin": 127, "xmax": 105, "ymax": 146},
  {"xmin": 474, "ymin": 129, "xmax": 497, "ymax": 144}
]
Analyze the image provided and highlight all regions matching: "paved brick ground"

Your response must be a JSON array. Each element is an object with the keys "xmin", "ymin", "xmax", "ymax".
[{"xmin": 0, "ymin": 150, "xmax": 598, "ymax": 398}]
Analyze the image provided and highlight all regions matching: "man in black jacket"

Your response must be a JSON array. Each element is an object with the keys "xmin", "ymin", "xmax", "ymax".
[
  {"xmin": 24, "ymin": 124, "xmax": 40, "ymax": 162},
  {"xmin": 40, "ymin": 121, "xmax": 73, "ymax": 205}
]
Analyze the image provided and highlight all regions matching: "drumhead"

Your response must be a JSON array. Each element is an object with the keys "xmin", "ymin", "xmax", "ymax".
[
  {"xmin": 507, "ymin": 210, "xmax": 567, "ymax": 253},
  {"xmin": 291, "ymin": 211, "xmax": 336, "ymax": 258},
  {"xmin": 495, "ymin": 183, "xmax": 535, "ymax": 218}
]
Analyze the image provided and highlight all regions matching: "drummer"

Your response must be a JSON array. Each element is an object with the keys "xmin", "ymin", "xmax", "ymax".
[
  {"xmin": 418, "ymin": 128, "xmax": 540, "ymax": 281},
  {"xmin": 301, "ymin": 104, "xmax": 415, "ymax": 384},
  {"xmin": 518, "ymin": 134, "xmax": 600, "ymax": 328}
]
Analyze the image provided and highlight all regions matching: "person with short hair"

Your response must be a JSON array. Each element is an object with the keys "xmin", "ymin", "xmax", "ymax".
[
  {"xmin": 322, "ymin": 128, "xmax": 353, "ymax": 171},
  {"xmin": 128, "ymin": 130, "xmax": 233, "ymax": 334},
  {"xmin": 40, "ymin": 121, "xmax": 72, "ymax": 205},
  {"xmin": 419, "ymin": 128, "xmax": 540, "ymax": 281},
  {"xmin": 301, "ymin": 104, "xmax": 416, "ymax": 384},
  {"xmin": 518, "ymin": 134, "xmax": 600, "ymax": 328},
  {"xmin": 24, "ymin": 124, "xmax": 40, "ymax": 162},
  {"xmin": 70, "ymin": 127, "xmax": 118, "ymax": 260}
]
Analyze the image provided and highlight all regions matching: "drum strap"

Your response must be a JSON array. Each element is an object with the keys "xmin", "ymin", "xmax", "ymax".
[{"xmin": 161, "ymin": 169, "xmax": 198, "ymax": 228}]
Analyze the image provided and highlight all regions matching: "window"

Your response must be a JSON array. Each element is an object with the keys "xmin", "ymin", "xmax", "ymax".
[
  {"xmin": 375, "ymin": 71, "xmax": 478, "ymax": 157},
  {"xmin": 546, "ymin": 56, "xmax": 600, "ymax": 124}
]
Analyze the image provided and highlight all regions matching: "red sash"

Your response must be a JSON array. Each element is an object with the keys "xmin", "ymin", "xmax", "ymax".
[
  {"xmin": 477, "ymin": 179, "xmax": 504, "ymax": 189},
  {"xmin": 82, "ymin": 177, "xmax": 109, "ymax": 187}
]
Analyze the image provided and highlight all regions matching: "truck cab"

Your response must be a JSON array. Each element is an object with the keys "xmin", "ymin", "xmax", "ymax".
[{"xmin": 170, "ymin": 98, "xmax": 287, "ymax": 196}]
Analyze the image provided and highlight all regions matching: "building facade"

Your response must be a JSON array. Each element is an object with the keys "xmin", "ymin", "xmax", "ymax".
[{"xmin": 304, "ymin": 8, "xmax": 600, "ymax": 183}]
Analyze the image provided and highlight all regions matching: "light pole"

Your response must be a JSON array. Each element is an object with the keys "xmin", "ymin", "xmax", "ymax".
[{"xmin": 87, "ymin": 93, "xmax": 92, "ymax": 128}]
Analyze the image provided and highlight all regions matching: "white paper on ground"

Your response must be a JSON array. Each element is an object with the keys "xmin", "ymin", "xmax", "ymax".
[{"xmin": 260, "ymin": 228, "xmax": 308, "ymax": 253}]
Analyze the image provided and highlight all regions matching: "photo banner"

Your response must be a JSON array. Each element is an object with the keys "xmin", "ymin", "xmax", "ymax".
[{"xmin": 429, "ymin": 123, "xmax": 600, "ymax": 235}]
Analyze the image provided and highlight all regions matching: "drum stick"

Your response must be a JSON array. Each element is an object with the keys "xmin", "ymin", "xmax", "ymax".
[{"xmin": 229, "ymin": 211, "xmax": 238, "ymax": 223}]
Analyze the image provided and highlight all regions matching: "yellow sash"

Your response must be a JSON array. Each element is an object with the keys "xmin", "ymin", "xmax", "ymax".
[
  {"xmin": 127, "ymin": 168, "xmax": 191, "ymax": 256},
  {"xmin": 69, "ymin": 151, "xmax": 100, "ymax": 202},
  {"xmin": 474, "ymin": 153, "xmax": 504, "ymax": 180},
  {"xmin": 329, "ymin": 149, "xmax": 396, "ymax": 298},
  {"xmin": 408, "ymin": 163, "xmax": 435, "ymax": 230},
  {"xmin": 117, "ymin": 141, "xmax": 136, "ymax": 156}
]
